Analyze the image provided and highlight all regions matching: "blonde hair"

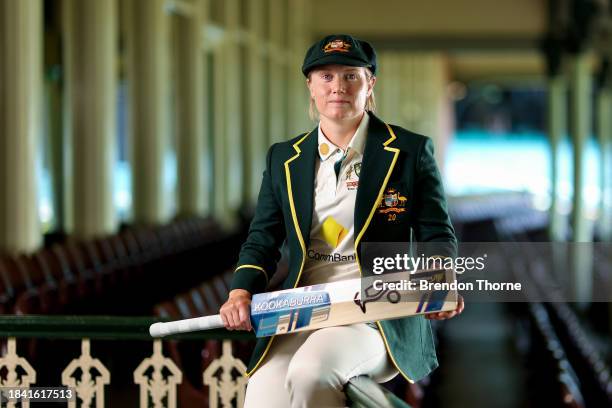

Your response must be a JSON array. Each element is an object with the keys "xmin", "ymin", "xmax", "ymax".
[{"xmin": 308, "ymin": 69, "xmax": 376, "ymax": 121}]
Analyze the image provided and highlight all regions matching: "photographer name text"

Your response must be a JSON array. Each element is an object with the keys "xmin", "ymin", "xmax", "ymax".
[{"xmin": 372, "ymin": 279, "xmax": 521, "ymax": 292}]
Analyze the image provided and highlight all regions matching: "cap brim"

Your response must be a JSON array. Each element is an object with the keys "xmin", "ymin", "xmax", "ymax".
[{"xmin": 302, "ymin": 54, "xmax": 371, "ymax": 76}]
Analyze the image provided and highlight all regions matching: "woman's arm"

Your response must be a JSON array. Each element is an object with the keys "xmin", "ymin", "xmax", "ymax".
[
  {"xmin": 412, "ymin": 137, "xmax": 462, "ymax": 320},
  {"xmin": 222, "ymin": 144, "xmax": 286, "ymax": 330},
  {"xmin": 412, "ymin": 137, "xmax": 457, "ymax": 257}
]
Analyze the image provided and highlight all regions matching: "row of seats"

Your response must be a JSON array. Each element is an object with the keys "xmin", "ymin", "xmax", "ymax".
[
  {"xmin": 447, "ymin": 193, "xmax": 610, "ymax": 407},
  {"xmin": 514, "ymin": 230, "xmax": 612, "ymax": 406},
  {"xmin": 502, "ymin": 219, "xmax": 612, "ymax": 407},
  {"xmin": 450, "ymin": 192, "xmax": 548, "ymax": 242},
  {"xmin": 546, "ymin": 302, "xmax": 612, "ymax": 407},
  {"xmin": 527, "ymin": 303, "xmax": 585, "ymax": 408},
  {"xmin": 0, "ymin": 217, "xmax": 241, "ymax": 316},
  {"xmin": 448, "ymin": 192, "xmax": 535, "ymax": 223},
  {"xmin": 153, "ymin": 269, "xmax": 255, "ymax": 407}
]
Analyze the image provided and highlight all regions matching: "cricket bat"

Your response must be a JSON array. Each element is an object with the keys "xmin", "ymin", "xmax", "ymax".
[{"xmin": 149, "ymin": 268, "xmax": 457, "ymax": 338}]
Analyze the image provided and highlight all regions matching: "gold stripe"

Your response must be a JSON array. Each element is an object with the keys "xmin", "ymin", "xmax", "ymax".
[
  {"xmin": 284, "ymin": 132, "xmax": 311, "ymax": 287},
  {"xmin": 245, "ymin": 131, "xmax": 312, "ymax": 378},
  {"xmin": 234, "ymin": 264, "xmax": 269, "ymax": 285},
  {"xmin": 244, "ymin": 334, "xmax": 275, "ymax": 377},
  {"xmin": 374, "ymin": 321, "xmax": 414, "ymax": 384},
  {"xmin": 354, "ymin": 123, "xmax": 416, "ymax": 384}
]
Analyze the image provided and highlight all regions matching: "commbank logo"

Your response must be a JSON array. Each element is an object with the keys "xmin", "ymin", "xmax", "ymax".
[{"xmin": 321, "ymin": 216, "xmax": 348, "ymax": 248}]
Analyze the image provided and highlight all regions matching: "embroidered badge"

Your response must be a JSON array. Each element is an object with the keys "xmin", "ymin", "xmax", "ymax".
[
  {"xmin": 377, "ymin": 188, "xmax": 407, "ymax": 221},
  {"xmin": 320, "ymin": 143, "xmax": 330, "ymax": 156},
  {"xmin": 345, "ymin": 166, "xmax": 354, "ymax": 181},
  {"xmin": 345, "ymin": 162, "xmax": 361, "ymax": 191},
  {"xmin": 346, "ymin": 180, "xmax": 359, "ymax": 190},
  {"xmin": 323, "ymin": 39, "xmax": 351, "ymax": 53}
]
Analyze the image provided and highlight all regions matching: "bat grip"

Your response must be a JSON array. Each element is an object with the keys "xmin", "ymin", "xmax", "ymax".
[{"xmin": 149, "ymin": 314, "xmax": 224, "ymax": 337}]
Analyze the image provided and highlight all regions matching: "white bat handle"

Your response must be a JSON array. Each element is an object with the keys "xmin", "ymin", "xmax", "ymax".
[{"xmin": 149, "ymin": 314, "xmax": 224, "ymax": 337}]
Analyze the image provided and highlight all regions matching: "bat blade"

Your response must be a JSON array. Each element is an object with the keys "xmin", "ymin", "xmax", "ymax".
[
  {"xmin": 149, "ymin": 268, "xmax": 457, "ymax": 338},
  {"xmin": 249, "ymin": 268, "xmax": 457, "ymax": 337}
]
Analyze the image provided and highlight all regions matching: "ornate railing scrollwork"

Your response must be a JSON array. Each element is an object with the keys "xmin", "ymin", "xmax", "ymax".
[
  {"xmin": 0, "ymin": 338, "xmax": 36, "ymax": 408},
  {"xmin": 62, "ymin": 338, "xmax": 110, "ymax": 408},
  {"xmin": 134, "ymin": 339, "xmax": 182, "ymax": 408},
  {"xmin": 203, "ymin": 340, "xmax": 247, "ymax": 408}
]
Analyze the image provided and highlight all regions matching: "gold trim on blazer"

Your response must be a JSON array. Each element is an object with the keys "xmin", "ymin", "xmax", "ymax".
[
  {"xmin": 233, "ymin": 264, "xmax": 269, "ymax": 285},
  {"xmin": 353, "ymin": 122, "xmax": 415, "ymax": 384},
  {"xmin": 245, "ymin": 131, "xmax": 312, "ymax": 377}
]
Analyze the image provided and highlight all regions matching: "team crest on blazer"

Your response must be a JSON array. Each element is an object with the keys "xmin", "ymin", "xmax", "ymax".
[{"xmin": 378, "ymin": 187, "xmax": 407, "ymax": 220}]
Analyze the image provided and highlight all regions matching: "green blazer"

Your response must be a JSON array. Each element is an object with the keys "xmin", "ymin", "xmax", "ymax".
[{"xmin": 231, "ymin": 111, "xmax": 457, "ymax": 383}]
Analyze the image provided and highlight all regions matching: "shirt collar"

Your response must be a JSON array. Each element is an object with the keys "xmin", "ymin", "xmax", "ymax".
[{"xmin": 317, "ymin": 113, "xmax": 369, "ymax": 161}]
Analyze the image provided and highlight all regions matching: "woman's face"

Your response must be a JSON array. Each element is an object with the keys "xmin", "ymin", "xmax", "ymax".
[{"xmin": 307, "ymin": 65, "xmax": 375, "ymax": 122}]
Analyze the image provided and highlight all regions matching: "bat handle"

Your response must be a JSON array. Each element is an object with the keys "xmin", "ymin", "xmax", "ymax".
[{"xmin": 149, "ymin": 314, "xmax": 224, "ymax": 337}]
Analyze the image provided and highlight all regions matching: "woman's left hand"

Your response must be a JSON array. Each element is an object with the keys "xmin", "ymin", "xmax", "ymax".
[{"xmin": 424, "ymin": 295, "xmax": 464, "ymax": 320}]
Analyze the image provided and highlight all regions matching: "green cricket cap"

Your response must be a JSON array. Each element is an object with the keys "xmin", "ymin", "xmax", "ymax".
[{"xmin": 301, "ymin": 34, "xmax": 377, "ymax": 77}]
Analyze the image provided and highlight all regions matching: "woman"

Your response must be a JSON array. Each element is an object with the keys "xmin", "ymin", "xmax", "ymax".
[{"xmin": 220, "ymin": 34, "xmax": 464, "ymax": 407}]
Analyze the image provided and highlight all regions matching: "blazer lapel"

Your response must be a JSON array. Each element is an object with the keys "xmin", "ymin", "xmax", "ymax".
[
  {"xmin": 285, "ymin": 128, "xmax": 318, "ymax": 250},
  {"xmin": 355, "ymin": 112, "xmax": 400, "ymax": 242}
]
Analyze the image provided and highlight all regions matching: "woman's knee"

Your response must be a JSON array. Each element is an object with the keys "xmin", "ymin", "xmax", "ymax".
[{"xmin": 285, "ymin": 357, "xmax": 342, "ymax": 392}]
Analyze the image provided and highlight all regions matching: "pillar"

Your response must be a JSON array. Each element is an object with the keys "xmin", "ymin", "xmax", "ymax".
[
  {"xmin": 287, "ymin": 0, "xmax": 310, "ymax": 136},
  {"xmin": 125, "ymin": 0, "xmax": 171, "ymax": 225},
  {"xmin": 569, "ymin": 53, "xmax": 593, "ymax": 242},
  {"xmin": 596, "ymin": 87, "xmax": 612, "ymax": 240},
  {"xmin": 174, "ymin": 0, "xmax": 206, "ymax": 217},
  {"xmin": 568, "ymin": 53, "xmax": 593, "ymax": 305},
  {"xmin": 246, "ymin": 0, "xmax": 267, "ymax": 205},
  {"xmin": 0, "ymin": 0, "xmax": 43, "ymax": 253},
  {"xmin": 268, "ymin": 0, "xmax": 287, "ymax": 144},
  {"xmin": 547, "ymin": 75, "xmax": 568, "ymax": 241},
  {"xmin": 397, "ymin": 52, "xmax": 450, "ymax": 164},
  {"xmin": 378, "ymin": 52, "xmax": 450, "ymax": 165},
  {"xmin": 223, "ymin": 0, "xmax": 243, "ymax": 211},
  {"xmin": 64, "ymin": 0, "xmax": 117, "ymax": 238}
]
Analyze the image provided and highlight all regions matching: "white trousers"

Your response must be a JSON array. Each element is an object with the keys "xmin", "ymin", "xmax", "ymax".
[{"xmin": 243, "ymin": 324, "xmax": 398, "ymax": 408}]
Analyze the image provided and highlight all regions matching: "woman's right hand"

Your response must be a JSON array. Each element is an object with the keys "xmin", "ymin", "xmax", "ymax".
[{"xmin": 220, "ymin": 289, "xmax": 253, "ymax": 331}]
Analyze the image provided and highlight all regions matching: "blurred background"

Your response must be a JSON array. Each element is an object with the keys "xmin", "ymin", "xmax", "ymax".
[{"xmin": 0, "ymin": 0, "xmax": 610, "ymax": 407}]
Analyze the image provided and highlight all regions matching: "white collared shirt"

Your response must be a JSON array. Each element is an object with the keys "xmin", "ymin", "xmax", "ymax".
[{"xmin": 301, "ymin": 113, "xmax": 369, "ymax": 286}]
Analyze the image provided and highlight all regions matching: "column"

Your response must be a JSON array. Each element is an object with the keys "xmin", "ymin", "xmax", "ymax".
[
  {"xmin": 547, "ymin": 75, "xmax": 568, "ymax": 241},
  {"xmin": 246, "ymin": 0, "xmax": 267, "ymax": 205},
  {"xmin": 568, "ymin": 53, "xmax": 593, "ymax": 306},
  {"xmin": 223, "ymin": 0, "xmax": 243, "ymax": 212},
  {"xmin": 398, "ymin": 53, "xmax": 450, "ymax": 164},
  {"xmin": 0, "ymin": 0, "xmax": 43, "ymax": 253},
  {"xmin": 594, "ymin": 78, "xmax": 610, "ymax": 342},
  {"xmin": 268, "ymin": 0, "xmax": 286, "ymax": 144},
  {"xmin": 174, "ymin": 0, "xmax": 206, "ymax": 217},
  {"xmin": 125, "ymin": 0, "xmax": 170, "ymax": 225},
  {"xmin": 596, "ymin": 86, "xmax": 612, "ymax": 240},
  {"xmin": 64, "ymin": 0, "xmax": 117, "ymax": 238},
  {"xmin": 212, "ymin": 36, "xmax": 227, "ymax": 223},
  {"xmin": 377, "ymin": 52, "xmax": 450, "ymax": 166},
  {"xmin": 377, "ymin": 52, "xmax": 401, "ymax": 123},
  {"xmin": 569, "ymin": 54, "xmax": 592, "ymax": 242},
  {"xmin": 44, "ymin": 5, "xmax": 65, "ymax": 233},
  {"xmin": 287, "ymin": 0, "xmax": 311, "ymax": 135}
]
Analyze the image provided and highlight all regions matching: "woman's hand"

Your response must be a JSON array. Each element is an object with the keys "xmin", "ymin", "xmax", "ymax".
[
  {"xmin": 220, "ymin": 289, "xmax": 253, "ymax": 331},
  {"xmin": 424, "ymin": 295, "xmax": 464, "ymax": 320}
]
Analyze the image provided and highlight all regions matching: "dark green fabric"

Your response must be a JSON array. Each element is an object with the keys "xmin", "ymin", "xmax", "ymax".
[
  {"xmin": 334, "ymin": 151, "xmax": 347, "ymax": 181},
  {"xmin": 231, "ymin": 112, "xmax": 457, "ymax": 381},
  {"xmin": 302, "ymin": 34, "xmax": 377, "ymax": 76}
]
